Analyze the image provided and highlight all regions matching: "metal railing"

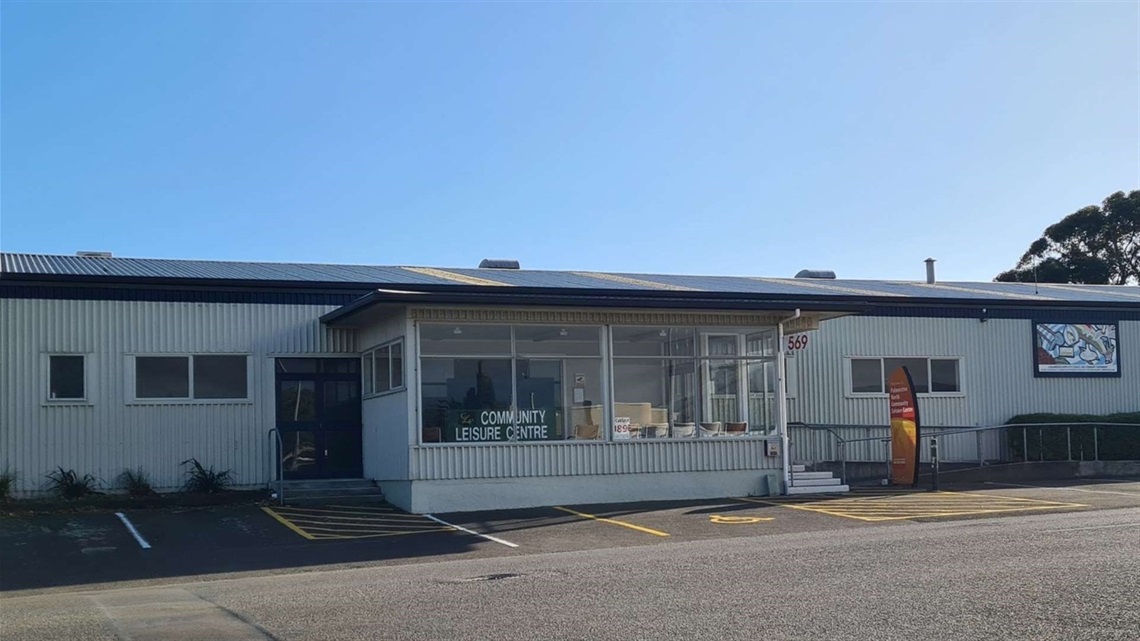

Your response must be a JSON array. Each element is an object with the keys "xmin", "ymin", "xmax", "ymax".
[
  {"xmin": 268, "ymin": 427, "xmax": 284, "ymax": 505},
  {"xmin": 790, "ymin": 422, "xmax": 1140, "ymax": 486}
]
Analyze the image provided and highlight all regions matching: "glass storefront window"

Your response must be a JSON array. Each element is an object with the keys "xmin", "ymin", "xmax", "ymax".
[
  {"xmin": 420, "ymin": 358, "xmax": 514, "ymax": 443},
  {"xmin": 419, "ymin": 323, "xmax": 780, "ymax": 443},
  {"xmin": 612, "ymin": 358, "xmax": 697, "ymax": 438},
  {"xmin": 612, "ymin": 327, "xmax": 695, "ymax": 358},
  {"xmin": 418, "ymin": 324, "xmax": 603, "ymax": 443},
  {"xmin": 419, "ymin": 324, "xmax": 511, "ymax": 356}
]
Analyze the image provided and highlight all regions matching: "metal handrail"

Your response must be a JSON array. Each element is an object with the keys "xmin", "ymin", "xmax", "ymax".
[
  {"xmin": 791, "ymin": 421, "xmax": 1140, "ymax": 486},
  {"xmin": 268, "ymin": 428, "xmax": 284, "ymax": 506},
  {"xmin": 787, "ymin": 423, "xmax": 850, "ymax": 485}
]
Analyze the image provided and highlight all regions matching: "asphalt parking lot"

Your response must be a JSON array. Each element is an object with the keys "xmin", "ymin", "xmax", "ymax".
[{"xmin": 2, "ymin": 478, "xmax": 1138, "ymax": 595}]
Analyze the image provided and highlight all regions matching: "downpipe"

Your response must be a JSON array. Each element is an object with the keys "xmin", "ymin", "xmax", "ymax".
[{"xmin": 777, "ymin": 308, "xmax": 801, "ymax": 493}]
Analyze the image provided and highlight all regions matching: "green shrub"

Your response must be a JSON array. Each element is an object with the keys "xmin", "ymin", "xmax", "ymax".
[
  {"xmin": 45, "ymin": 467, "xmax": 99, "ymax": 499},
  {"xmin": 1006, "ymin": 412, "xmax": 1140, "ymax": 461},
  {"xmin": 0, "ymin": 468, "xmax": 16, "ymax": 502},
  {"xmin": 181, "ymin": 458, "xmax": 233, "ymax": 494},
  {"xmin": 117, "ymin": 467, "xmax": 157, "ymax": 498}
]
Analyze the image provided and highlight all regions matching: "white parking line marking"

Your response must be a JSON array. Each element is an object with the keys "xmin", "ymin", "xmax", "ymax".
[
  {"xmin": 983, "ymin": 481, "xmax": 1140, "ymax": 497},
  {"xmin": 114, "ymin": 512, "xmax": 151, "ymax": 549},
  {"xmin": 424, "ymin": 514, "xmax": 519, "ymax": 548}
]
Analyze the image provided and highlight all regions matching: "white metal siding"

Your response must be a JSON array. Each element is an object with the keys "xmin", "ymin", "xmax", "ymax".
[
  {"xmin": 790, "ymin": 317, "xmax": 1139, "ymax": 427},
  {"xmin": 409, "ymin": 439, "xmax": 781, "ymax": 480},
  {"xmin": 0, "ymin": 298, "xmax": 351, "ymax": 495},
  {"xmin": 359, "ymin": 310, "xmax": 411, "ymax": 481}
]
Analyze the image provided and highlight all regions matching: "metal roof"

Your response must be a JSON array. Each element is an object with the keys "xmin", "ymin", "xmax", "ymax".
[{"xmin": 3, "ymin": 252, "xmax": 1138, "ymax": 306}]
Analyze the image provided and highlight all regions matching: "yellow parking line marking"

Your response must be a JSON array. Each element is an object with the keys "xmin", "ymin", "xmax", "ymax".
[
  {"xmin": 273, "ymin": 507, "xmax": 423, "ymax": 518},
  {"xmin": 736, "ymin": 492, "xmax": 1085, "ymax": 522},
  {"xmin": 262, "ymin": 507, "xmax": 317, "ymax": 540},
  {"xmin": 273, "ymin": 513, "xmax": 428, "ymax": 524},
  {"xmin": 941, "ymin": 490, "xmax": 1088, "ymax": 506},
  {"xmin": 554, "ymin": 506, "xmax": 670, "ymax": 537},
  {"xmin": 299, "ymin": 524, "xmax": 452, "ymax": 535},
  {"xmin": 307, "ymin": 530, "xmax": 451, "ymax": 540},
  {"xmin": 281, "ymin": 517, "xmax": 447, "ymax": 529}
]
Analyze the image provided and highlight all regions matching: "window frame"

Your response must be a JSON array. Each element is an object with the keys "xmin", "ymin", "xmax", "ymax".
[
  {"xmin": 128, "ymin": 353, "xmax": 252, "ymax": 404},
  {"xmin": 844, "ymin": 356, "xmax": 965, "ymax": 398},
  {"xmin": 362, "ymin": 338, "xmax": 406, "ymax": 398},
  {"xmin": 45, "ymin": 353, "xmax": 89, "ymax": 404}
]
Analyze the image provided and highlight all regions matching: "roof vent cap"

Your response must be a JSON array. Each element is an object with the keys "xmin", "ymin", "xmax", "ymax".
[
  {"xmin": 794, "ymin": 269, "xmax": 836, "ymax": 279},
  {"xmin": 478, "ymin": 259, "xmax": 520, "ymax": 269},
  {"xmin": 76, "ymin": 251, "xmax": 113, "ymax": 258}
]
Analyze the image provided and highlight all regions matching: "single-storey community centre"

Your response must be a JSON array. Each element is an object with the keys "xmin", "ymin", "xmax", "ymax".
[{"xmin": 2, "ymin": 253, "xmax": 1137, "ymax": 512}]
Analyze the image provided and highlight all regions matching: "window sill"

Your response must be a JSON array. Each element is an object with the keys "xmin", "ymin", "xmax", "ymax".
[
  {"xmin": 416, "ymin": 435, "xmax": 780, "ymax": 446},
  {"xmin": 127, "ymin": 399, "xmax": 254, "ymax": 406},
  {"xmin": 845, "ymin": 392, "xmax": 966, "ymax": 399},
  {"xmin": 42, "ymin": 400, "xmax": 92, "ymax": 407},
  {"xmin": 363, "ymin": 386, "xmax": 407, "ymax": 400}
]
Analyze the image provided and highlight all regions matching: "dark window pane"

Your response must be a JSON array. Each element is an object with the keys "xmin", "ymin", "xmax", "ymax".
[
  {"xmin": 612, "ymin": 359, "xmax": 697, "ymax": 438},
  {"xmin": 49, "ymin": 355, "xmax": 84, "ymax": 399},
  {"xmin": 419, "ymin": 324, "xmax": 511, "ymax": 356},
  {"xmin": 420, "ymin": 358, "xmax": 513, "ymax": 443},
  {"xmin": 323, "ymin": 380, "xmax": 361, "ymax": 423},
  {"xmin": 375, "ymin": 346, "xmax": 391, "ymax": 392},
  {"xmin": 279, "ymin": 380, "xmax": 316, "ymax": 421},
  {"xmin": 276, "ymin": 358, "xmax": 318, "ymax": 373},
  {"xmin": 513, "ymin": 326, "xmax": 601, "ymax": 357},
  {"xmin": 931, "ymin": 359, "xmax": 960, "ymax": 393},
  {"xmin": 850, "ymin": 359, "xmax": 883, "ymax": 394},
  {"xmin": 324, "ymin": 430, "xmax": 363, "ymax": 478},
  {"xmin": 362, "ymin": 354, "xmax": 373, "ymax": 395},
  {"xmin": 321, "ymin": 358, "xmax": 358, "ymax": 374},
  {"xmin": 391, "ymin": 341, "xmax": 404, "ymax": 388},
  {"xmin": 137, "ymin": 357, "xmax": 189, "ymax": 398},
  {"xmin": 883, "ymin": 358, "xmax": 929, "ymax": 394},
  {"xmin": 611, "ymin": 327, "xmax": 696, "ymax": 357},
  {"xmin": 281, "ymin": 430, "xmax": 317, "ymax": 477},
  {"xmin": 194, "ymin": 355, "xmax": 248, "ymax": 399}
]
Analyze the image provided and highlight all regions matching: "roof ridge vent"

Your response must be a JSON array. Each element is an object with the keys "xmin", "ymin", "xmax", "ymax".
[
  {"xmin": 794, "ymin": 269, "xmax": 836, "ymax": 279},
  {"xmin": 478, "ymin": 259, "xmax": 520, "ymax": 269},
  {"xmin": 76, "ymin": 251, "xmax": 113, "ymax": 258}
]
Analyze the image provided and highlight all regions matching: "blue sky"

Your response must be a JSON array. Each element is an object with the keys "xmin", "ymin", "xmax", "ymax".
[{"xmin": 2, "ymin": 2, "xmax": 1137, "ymax": 282}]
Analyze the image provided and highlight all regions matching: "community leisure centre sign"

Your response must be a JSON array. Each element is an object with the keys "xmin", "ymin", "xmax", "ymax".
[{"xmin": 444, "ymin": 408, "xmax": 559, "ymax": 443}]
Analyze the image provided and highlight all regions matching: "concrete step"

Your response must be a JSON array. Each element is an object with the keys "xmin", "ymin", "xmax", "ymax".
[
  {"xmin": 791, "ymin": 471, "xmax": 835, "ymax": 481},
  {"xmin": 791, "ymin": 464, "xmax": 807, "ymax": 473},
  {"xmin": 285, "ymin": 493, "xmax": 389, "ymax": 505},
  {"xmin": 283, "ymin": 486, "xmax": 383, "ymax": 498},
  {"xmin": 787, "ymin": 484, "xmax": 850, "ymax": 495},
  {"xmin": 792, "ymin": 477, "xmax": 843, "ymax": 487}
]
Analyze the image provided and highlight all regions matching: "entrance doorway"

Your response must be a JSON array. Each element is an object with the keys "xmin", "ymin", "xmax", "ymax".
[{"xmin": 275, "ymin": 358, "xmax": 362, "ymax": 479}]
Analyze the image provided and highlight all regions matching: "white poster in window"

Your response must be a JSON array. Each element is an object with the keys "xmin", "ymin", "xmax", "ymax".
[{"xmin": 613, "ymin": 417, "xmax": 631, "ymax": 440}]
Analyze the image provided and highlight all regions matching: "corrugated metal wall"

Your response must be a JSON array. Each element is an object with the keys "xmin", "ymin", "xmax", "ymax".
[
  {"xmin": 409, "ymin": 439, "xmax": 780, "ymax": 480},
  {"xmin": 360, "ymin": 311, "xmax": 411, "ymax": 481},
  {"xmin": 789, "ymin": 317, "xmax": 1139, "ymax": 427},
  {"xmin": 0, "ymin": 298, "xmax": 352, "ymax": 495}
]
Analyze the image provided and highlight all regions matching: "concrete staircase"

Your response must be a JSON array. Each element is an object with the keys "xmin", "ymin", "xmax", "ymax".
[
  {"xmin": 787, "ymin": 464, "xmax": 849, "ymax": 495},
  {"xmin": 274, "ymin": 479, "xmax": 385, "ymax": 505}
]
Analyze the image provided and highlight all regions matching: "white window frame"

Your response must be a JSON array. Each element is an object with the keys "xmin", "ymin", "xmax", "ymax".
[
  {"xmin": 362, "ymin": 338, "xmax": 406, "ymax": 398},
  {"xmin": 127, "ymin": 354, "xmax": 253, "ymax": 404},
  {"xmin": 844, "ymin": 356, "xmax": 965, "ymax": 398},
  {"xmin": 44, "ymin": 353, "xmax": 89, "ymax": 404}
]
